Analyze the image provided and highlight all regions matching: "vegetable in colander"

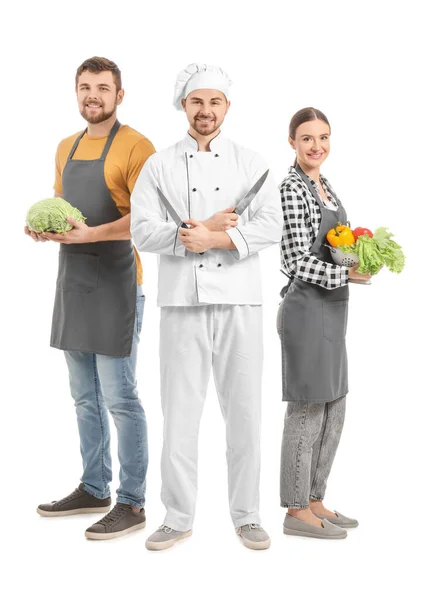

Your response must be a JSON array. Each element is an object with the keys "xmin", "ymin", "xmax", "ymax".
[{"xmin": 337, "ymin": 227, "xmax": 405, "ymax": 275}]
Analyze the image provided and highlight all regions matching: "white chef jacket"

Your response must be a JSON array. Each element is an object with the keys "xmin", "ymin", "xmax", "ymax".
[{"xmin": 130, "ymin": 132, "xmax": 283, "ymax": 306}]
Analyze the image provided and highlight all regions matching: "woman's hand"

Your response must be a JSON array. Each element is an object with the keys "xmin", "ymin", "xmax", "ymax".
[{"xmin": 348, "ymin": 264, "xmax": 372, "ymax": 283}]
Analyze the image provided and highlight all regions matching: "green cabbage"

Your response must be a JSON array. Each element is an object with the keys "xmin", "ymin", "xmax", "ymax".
[{"xmin": 26, "ymin": 197, "xmax": 86, "ymax": 234}]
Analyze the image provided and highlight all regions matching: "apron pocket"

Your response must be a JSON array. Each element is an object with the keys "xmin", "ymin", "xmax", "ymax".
[
  {"xmin": 57, "ymin": 253, "xmax": 100, "ymax": 293},
  {"xmin": 322, "ymin": 300, "xmax": 348, "ymax": 342},
  {"xmin": 276, "ymin": 299, "xmax": 284, "ymax": 337}
]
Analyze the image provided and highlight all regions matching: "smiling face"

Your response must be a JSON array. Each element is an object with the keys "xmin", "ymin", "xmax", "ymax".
[
  {"xmin": 76, "ymin": 70, "xmax": 124, "ymax": 125},
  {"xmin": 182, "ymin": 89, "xmax": 230, "ymax": 137},
  {"xmin": 290, "ymin": 119, "xmax": 331, "ymax": 171}
]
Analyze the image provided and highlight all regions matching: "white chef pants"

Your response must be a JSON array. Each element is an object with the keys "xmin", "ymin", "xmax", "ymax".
[{"xmin": 160, "ymin": 304, "xmax": 263, "ymax": 531}]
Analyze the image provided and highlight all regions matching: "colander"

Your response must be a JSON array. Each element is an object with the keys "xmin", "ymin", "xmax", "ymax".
[
  {"xmin": 326, "ymin": 245, "xmax": 359, "ymax": 267},
  {"xmin": 325, "ymin": 244, "xmax": 371, "ymax": 285}
]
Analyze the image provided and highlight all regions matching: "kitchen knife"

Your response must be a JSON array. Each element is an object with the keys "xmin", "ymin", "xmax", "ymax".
[
  {"xmin": 157, "ymin": 187, "xmax": 189, "ymax": 228},
  {"xmin": 233, "ymin": 169, "xmax": 269, "ymax": 215}
]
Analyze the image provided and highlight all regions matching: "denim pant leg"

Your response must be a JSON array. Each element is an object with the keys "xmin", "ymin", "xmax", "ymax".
[
  {"xmin": 310, "ymin": 395, "xmax": 346, "ymax": 501},
  {"xmin": 280, "ymin": 402, "xmax": 325, "ymax": 508},
  {"xmin": 95, "ymin": 288, "xmax": 148, "ymax": 509},
  {"xmin": 64, "ymin": 351, "xmax": 112, "ymax": 500}
]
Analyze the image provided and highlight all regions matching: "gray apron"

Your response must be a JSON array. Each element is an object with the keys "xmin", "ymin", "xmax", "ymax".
[
  {"xmin": 277, "ymin": 165, "xmax": 349, "ymax": 403},
  {"xmin": 50, "ymin": 120, "xmax": 136, "ymax": 357}
]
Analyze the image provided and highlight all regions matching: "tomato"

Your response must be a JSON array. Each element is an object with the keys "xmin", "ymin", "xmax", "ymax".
[
  {"xmin": 326, "ymin": 223, "xmax": 355, "ymax": 247},
  {"xmin": 353, "ymin": 227, "xmax": 373, "ymax": 240}
]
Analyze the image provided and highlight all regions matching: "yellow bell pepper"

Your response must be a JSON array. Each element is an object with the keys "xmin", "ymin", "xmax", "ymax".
[{"xmin": 326, "ymin": 222, "xmax": 355, "ymax": 247}]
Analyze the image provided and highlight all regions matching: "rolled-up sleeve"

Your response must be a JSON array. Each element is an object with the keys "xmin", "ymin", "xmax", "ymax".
[
  {"xmin": 130, "ymin": 156, "xmax": 187, "ymax": 257},
  {"xmin": 226, "ymin": 160, "xmax": 283, "ymax": 260}
]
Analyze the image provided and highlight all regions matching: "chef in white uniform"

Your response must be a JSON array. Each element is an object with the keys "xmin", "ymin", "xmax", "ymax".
[{"xmin": 130, "ymin": 63, "xmax": 282, "ymax": 551}]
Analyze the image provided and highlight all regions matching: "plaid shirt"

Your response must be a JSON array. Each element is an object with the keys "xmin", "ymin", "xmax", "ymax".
[{"xmin": 279, "ymin": 166, "xmax": 349, "ymax": 290}]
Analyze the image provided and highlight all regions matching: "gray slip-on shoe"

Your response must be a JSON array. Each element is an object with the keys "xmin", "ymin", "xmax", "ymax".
[
  {"xmin": 236, "ymin": 524, "xmax": 271, "ymax": 550},
  {"xmin": 145, "ymin": 525, "xmax": 192, "ymax": 551},
  {"xmin": 37, "ymin": 483, "xmax": 111, "ymax": 517},
  {"xmin": 314, "ymin": 510, "xmax": 358, "ymax": 528},
  {"xmin": 85, "ymin": 504, "xmax": 146, "ymax": 540},
  {"xmin": 283, "ymin": 514, "xmax": 347, "ymax": 539}
]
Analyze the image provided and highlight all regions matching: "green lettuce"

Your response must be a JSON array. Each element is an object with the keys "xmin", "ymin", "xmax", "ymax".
[
  {"xmin": 369, "ymin": 227, "xmax": 405, "ymax": 274},
  {"xmin": 336, "ymin": 228, "xmax": 405, "ymax": 275},
  {"xmin": 26, "ymin": 197, "xmax": 86, "ymax": 234},
  {"xmin": 354, "ymin": 235, "xmax": 384, "ymax": 275}
]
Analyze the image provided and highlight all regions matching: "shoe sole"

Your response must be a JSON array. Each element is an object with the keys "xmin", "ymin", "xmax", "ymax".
[
  {"xmin": 145, "ymin": 530, "xmax": 192, "ymax": 551},
  {"xmin": 327, "ymin": 522, "xmax": 358, "ymax": 528},
  {"xmin": 284, "ymin": 527, "xmax": 347, "ymax": 539},
  {"xmin": 239, "ymin": 536, "xmax": 271, "ymax": 550},
  {"xmin": 37, "ymin": 506, "xmax": 111, "ymax": 517},
  {"xmin": 85, "ymin": 521, "xmax": 146, "ymax": 540}
]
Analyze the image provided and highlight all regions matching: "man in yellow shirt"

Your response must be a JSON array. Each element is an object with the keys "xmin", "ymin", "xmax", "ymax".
[{"xmin": 25, "ymin": 57, "xmax": 155, "ymax": 540}]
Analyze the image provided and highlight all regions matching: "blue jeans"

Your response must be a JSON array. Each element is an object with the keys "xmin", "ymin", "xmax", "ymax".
[{"xmin": 64, "ymin": 286, "xmax": 148, "ymax": 509}]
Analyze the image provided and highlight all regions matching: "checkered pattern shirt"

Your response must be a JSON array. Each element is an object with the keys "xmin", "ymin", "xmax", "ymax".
[{"xmin": 279, "ymin": 166, "xmax": 349, "ymax": 290}]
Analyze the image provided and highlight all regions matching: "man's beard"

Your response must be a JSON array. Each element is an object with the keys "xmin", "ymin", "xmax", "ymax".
[
  {"xmin": 191, "ymin": 117, "xmax": 219, "ymax": 136},
  {"xmin": 81, "ymin": 105, "xmax": 116, "ymax": 124}
]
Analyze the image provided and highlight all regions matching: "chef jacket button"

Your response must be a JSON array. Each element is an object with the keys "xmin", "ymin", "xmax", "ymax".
[
  {"xmin": 192, "ymin": 187, "xmax": 197, "ymax": 192},
  {"xmin": 214, "ymin": 154, "xmax": 219, "ymax": 157},
  {"xmin": 199, "ymin": 264, "xmax": 204, "ymax": 268},
  {"xmin": 189, "ymin": 154, "xmax": 193, "ymax": 158},
  {"xmin": 217, "ymin": 263, "xmax": 222, "ymax": 267},
  {"xmin": 215, "ymin": 187, "xmax": 219, "ymax": 191}
]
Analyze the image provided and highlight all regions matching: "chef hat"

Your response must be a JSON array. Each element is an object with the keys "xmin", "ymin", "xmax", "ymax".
[{"xmin": 173, "ymin": 63, "xmax": 232, "ymax": 111}]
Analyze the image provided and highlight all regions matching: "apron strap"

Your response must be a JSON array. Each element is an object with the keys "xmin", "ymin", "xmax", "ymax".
[
  {"xmin": 295, "ymin": 164, "xmax": 341, "ymax": 209},
  {"xmin": 67, "ymin": 130, "xmax": 87, "ymax": 161},
  {"xmin": 295, "ymin": 164, "xmax": 323, "ymax": 206},
  {"xmin": 100, "ymin": 119, "xmax": 121, "ymax": 160},
  {"xmin": 295, "ymin": 164, "xmax": 348, "ymax": 257},
  {"xmin": 66, "ymin": 119, "xmax": 121, "ymax": 161}
]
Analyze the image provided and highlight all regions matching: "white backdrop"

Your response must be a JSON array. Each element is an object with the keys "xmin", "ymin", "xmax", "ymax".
[{"xmin": 2, "ymin": 1, "xmax": 423, "ymax": 598}]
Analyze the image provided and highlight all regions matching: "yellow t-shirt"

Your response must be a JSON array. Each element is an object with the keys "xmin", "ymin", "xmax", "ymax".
[{"xmin": 54, "ymin": 124, "xmax": 155, "ymax": 285}]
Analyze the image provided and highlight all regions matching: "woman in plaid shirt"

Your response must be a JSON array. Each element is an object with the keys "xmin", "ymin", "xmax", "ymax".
[{"xmin": 277, "ymin": 108, "xmax": 370, "ymax": 539}]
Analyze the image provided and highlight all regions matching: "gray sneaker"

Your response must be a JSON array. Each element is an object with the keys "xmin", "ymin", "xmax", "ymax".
[
  {"xmin": 85, "ymin": 503, "xmax": 146, "ymax": 540},
  {"xmin": 145, "ymin": 525, "xmax": 192, "ymax": 551},
  {"xmin": 37, "ymin": 483, "xmax": 111, "ymax": 517},
  {"xmin": 236, "ymin": 524, "xmax": 271, "ymax": 550}
]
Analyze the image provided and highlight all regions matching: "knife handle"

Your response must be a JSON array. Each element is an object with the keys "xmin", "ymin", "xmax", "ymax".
[{"xmin": 180, "ymin": 223, "xmax": 189, "ymax": 229}]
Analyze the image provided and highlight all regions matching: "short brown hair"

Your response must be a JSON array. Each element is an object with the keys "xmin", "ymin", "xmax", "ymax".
[
  {"xmin": 289, "ymin": 107, "xmax": 330, "ymax": 139},
  {"xmin": 75, "ymin": 56, "xmax": 122, "ymax": 91}
]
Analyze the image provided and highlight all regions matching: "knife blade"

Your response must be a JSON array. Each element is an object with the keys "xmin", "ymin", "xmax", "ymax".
[
  {"xmin": 157, "ymin": 187, "xmax": 189, "ymax": 228},
  {"xmin": 233, "ymin": 169, "xmax": 269, "ymax": 216}
]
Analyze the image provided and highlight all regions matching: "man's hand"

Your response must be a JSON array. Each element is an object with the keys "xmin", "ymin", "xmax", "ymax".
[
  {"xmin": 24, "ymin": 225, "xmax": 49, "ymax": 242},
  {"xmin": 203, "ymin": 207, "xmax": 238, "ymax": 232},
  {"xmin": 41, "ymin": 217, "xmax": 94, "ymax": 244},
  {"xmin": 179, "ymin": 220, "xmax": 213, "ymax": 253}
]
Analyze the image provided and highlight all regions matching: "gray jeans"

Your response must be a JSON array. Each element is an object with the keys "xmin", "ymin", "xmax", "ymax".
[{"xmin": 280, "ymin": 396, "xmax": 346, "ymax": 508}]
